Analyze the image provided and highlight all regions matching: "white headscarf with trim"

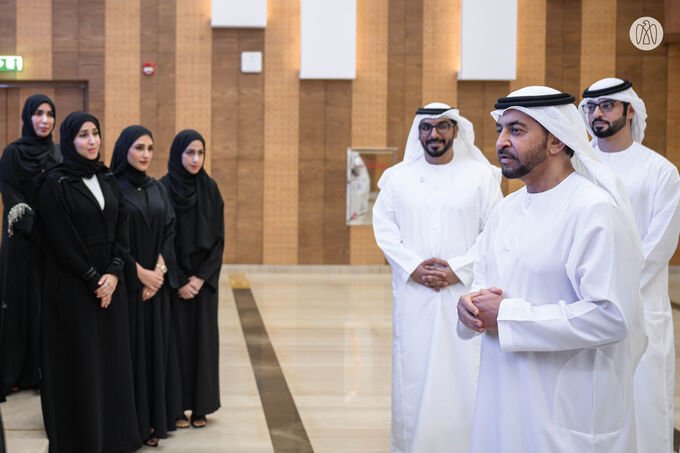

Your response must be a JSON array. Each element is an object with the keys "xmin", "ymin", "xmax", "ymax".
[
  {"xmin": 491, "ymin": 86, "xmax": 634, "ymax": 219},
  {"xmin": 578, "ymin": 77, "xmax": 648, "ymax": 144},
  {"xmin": 402, "ymin": 102, "xmax": 501, "ymax": 181}
]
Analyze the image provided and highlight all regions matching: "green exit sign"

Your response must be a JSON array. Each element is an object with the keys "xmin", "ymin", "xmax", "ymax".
[{"xmin": 0, "ymin": 56, "xmax": 23, "ymax": 72}]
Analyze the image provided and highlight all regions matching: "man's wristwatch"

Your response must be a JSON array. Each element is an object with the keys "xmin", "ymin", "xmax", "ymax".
[{"xmin": 155, "ymin": 264, "xmax": 168, "ymax": 274}]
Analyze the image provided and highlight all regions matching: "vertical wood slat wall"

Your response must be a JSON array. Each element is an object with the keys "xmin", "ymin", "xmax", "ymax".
[{"xmin": 0, "ymin": 0, "xmax": 676, "ymax": 264}]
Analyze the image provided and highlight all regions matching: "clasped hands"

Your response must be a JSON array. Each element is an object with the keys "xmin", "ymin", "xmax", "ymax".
[
  {"xmin": 410, "ymin": 258, "xmax": 460, "ymax": 292},
  {"xmin": 457, "ymin": 287, "xmax": 504, "ymax": 332},
  {"xmin": 178, "ymin": 276, "xmax": 204, "ymax": 300},
  {"xmin": 95, "ymin": 273, "xmax": 119, "ymax": 309},
  {"xmin": 137, "ymin": 261, "xmax": 165, "ymax": 301}
]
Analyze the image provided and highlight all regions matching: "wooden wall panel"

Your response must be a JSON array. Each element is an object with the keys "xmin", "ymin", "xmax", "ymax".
[
  {"xmin": 53, "ymin": 86, "xmax": 83, "ymax": 141},
  {"xmin": 668, "ymin": 0, "xmax": 680, "ymax": 36},
  {"xmin": 422, "ymin": 0, "xmax": 459, "ymax": 105},
  {"xmin": 211, "ymin": 29, "xmax": 238, "ymax": 264},
  {"xmin": 153, "ymin": 0, "xmax": 176, "ymax": 177},
  {"xmin": 16, "ymin": 0, "xmax": 52, "ymax": 80},
  {"xmin": 457, "ymin": 81, "xmax": 511, "ymax": 192},
  {"xmin": 350, "ymin": 226, "xmax": 386, "ymax": 265},
  {"xmin": 297, "ymin": 80, "xmax": 353, "ymax": 265},
  {"xmin": 387, "ymin": 0, "xmax": 423, "ymax": 157},
  {"xmin": 352, "ymin": 0, "xmax": 388, "ymax": 147},
  {"xmin": 78, "ymin": 1, "xmax": 105, "ymax": 154},
  {"xmin": 104, "ymin": 0, "xmax": 140, "ymax": 164},
  {"xmin": 403, "ymin": 0, "xmax": 424, "ymax": 151},
  {"xmin": 615, "ymin": 0, "xmax": 667, "ymax": 158},
  {"xmin": 640, "ymin": 0, "xmax": 667, "ymax": 157},
  {"xmin": 350, "ymin": 0, "xmax": 388, "ymax": 265},
  {"xmin": 262, "ymin": 0, "xmax": 300, "ymax": 264},
  {"xmin": 298, "ymin": 81, "xmax": 327, "ymax": 264},
  {"xmin": 0, "ymin": 0, "xmax": 677, "ymax": 265},
  {"xmin": 0, "ymin": 0, "xmax": 16, "ymax": 51},
  {"xmin": 175, "ymin": 0, "xmax": 211, "ymax": 172},
  {"xmin": 52, "ymin": 0, "xmax": 78, "ymax": 80},
  {"xmin": 140, "ymin": 0, "xmax": 160, "ymax": 177},
  {"xmin": 323, "ymin": 81, "xmax": 352, "ymax": 264},
  {"xmin": 668, "ymin": 44, "xmax": 680, "ymax": 167},
  {"xmin": 5, "ymin": 89, "xmax": 19, "ymax": 143},
  {"xmin": 0, "ymin": 90, "xmax": 7, "ymax": 147},
  {"xmin": 236, "ymin": 30, "xmax": 265, "ymax": 264},
  {"xmin": 511, "ymin": 0, "xmax": 546, "ymax": 91},
  {"xmin": 0, "ymin": 0, "xmax": 17, "ymax": 81},
  {"xmin": 580, "ymin": 0, "xmax": 617, "ymax": 86},
  {"xmin": 545, "ymin": 0, "xmax": 582, "ymax": 96}
]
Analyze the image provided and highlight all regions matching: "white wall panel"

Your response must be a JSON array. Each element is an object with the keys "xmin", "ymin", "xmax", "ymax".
[
  {"xmin": 300, "ymin": 0, "xmax": 356, "ymax": 79},
  {"xmin": 459, "ymin": 0, "xmax": 517, "ymax": 80},
  {"xmin": 211, "ymin": 0, "xmax": 266, "ymax": 28}
]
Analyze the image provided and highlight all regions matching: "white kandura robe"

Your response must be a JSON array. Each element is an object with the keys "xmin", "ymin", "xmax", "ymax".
[
  {"xmin": 596, "ymin": 141, "xmax": 680, "ymax": 453},
  {"xmin": 373, "ymin": 152, "xmax": 502, "ymax": 453},
  {"xmin": 460, "ymin": 172, "xmax": 643, "ymax": 453}
]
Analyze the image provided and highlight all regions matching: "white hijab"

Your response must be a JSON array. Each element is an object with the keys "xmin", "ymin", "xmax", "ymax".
[{"xmin": 578, "ymin": 77, "xmax": 648, "ymax": 144}]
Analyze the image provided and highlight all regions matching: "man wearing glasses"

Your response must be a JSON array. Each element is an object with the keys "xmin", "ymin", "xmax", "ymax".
[
  {"xmin": 373, "ymin": 103, "xmax": 502, "ymax": 453},
  {"xmin": 580, "ymin": 78, "xmax": 680, "ymax": 453}
]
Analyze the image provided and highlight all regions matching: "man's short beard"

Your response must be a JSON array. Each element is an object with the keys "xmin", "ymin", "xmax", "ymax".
[
  {"xmin": 499, "ymin": 134, "xmax": 548, "ymax": 179},
  {"xmin": 422, "ymin": 138, "xmax": 453, "ymax": 158},
  {"xmin": 591, "ymin": 107, "xmax": 628, "ymax": 138}
]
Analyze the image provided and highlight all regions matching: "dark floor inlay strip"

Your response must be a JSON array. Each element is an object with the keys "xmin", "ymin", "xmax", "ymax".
[
  {"xmin": 231, "ymin": 275, "xmax": 314, "ymax": 453},
  {"xmin": 674, "ymin": 428, "xmax": 680, "ymax": 451},
  {"xmin": 671, "ymin": 300, "xmax": 680, "ymax": 311}
]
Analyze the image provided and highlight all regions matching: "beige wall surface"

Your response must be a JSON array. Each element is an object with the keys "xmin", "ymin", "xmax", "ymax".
[{"xmin": 0, "ymin": 0, "xmax": 676, "ymax": 263}]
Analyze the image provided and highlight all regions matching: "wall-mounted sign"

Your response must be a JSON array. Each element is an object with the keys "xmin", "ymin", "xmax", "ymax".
[
  {"xmin": 0, "ymin": 56, "xmax": 23, "ymax": 72},
  {"xmin": 142, "ymin": 62, "xmax": 155, "ymax": 76}
]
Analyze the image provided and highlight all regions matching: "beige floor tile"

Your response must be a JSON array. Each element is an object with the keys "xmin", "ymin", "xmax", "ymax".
[{"xmin": 248, "ymin": 271, "xmax": 393, "ymax": 452}]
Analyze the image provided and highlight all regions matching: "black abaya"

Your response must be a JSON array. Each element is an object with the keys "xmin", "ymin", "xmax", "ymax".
[
  {"xmin": 161, "ymin": 129, "xmax": 224, "ymax": 420},
  {"xmin": 111, "ymin": 125, "xmax": 178, "ymax": 443},
  {"xmin": 36, "ymin": 112, "xmax": 140, "ymax": 453},
  {"xmin": 0, "ymin": 94, "xmax": 61, "ymax": 396},
  {"xmin": 120, "ymin": 178, "xmax": 176, "ymax": 440}
]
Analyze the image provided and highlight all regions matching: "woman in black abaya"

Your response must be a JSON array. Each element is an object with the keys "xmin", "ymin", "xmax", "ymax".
[
  {"xmin": 0, "ymin": 94, "xmax": 61, "ymax": 396},
  {"xmin": 161, "ymin": 129, "xmax": 223, "ymax": 429},
  {"xmin": 36, "ymin": 112, "xmax": 140, "ymax": 453},
  {"xmin": 110, "ymin": 125, "xmax": 176, "ymax": 447}
]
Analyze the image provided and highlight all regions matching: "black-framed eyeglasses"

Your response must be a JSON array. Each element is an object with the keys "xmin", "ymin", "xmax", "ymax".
[
  {"xmin": 582, "ymin": 100, "xmax": 620, "ymax": 114},
  {"xmin": 419, "ymin": 120, "xmax": 456, "ymax": 134}
]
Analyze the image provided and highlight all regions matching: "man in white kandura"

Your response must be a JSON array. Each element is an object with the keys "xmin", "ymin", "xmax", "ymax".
[
  {"xmin": 579, "ymin": 77, "xmax": 680, "ymax": 453},
  {"xmin": 458, "ymin": 86, "xmax": 647, "ymax": 452},
  {"xmin": 373, "ymin": 103, "xmax": 502, "ymax": 453}
]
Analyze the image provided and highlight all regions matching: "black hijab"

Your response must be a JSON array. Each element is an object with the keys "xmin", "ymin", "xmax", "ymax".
[
  {"xmin": 110, "ymin": 125, "xmax": 154, "ymax": 188},
  {"xmin": 7, "ymin": 94, "xmax": 60, "ymax": 179},
  {"xmin": 57, "ymin": 112, "xmax": 107, "ymax": 178},
  {"xmin": 164, "ymin": 129, "xmax": 221, "ymax": 253}
]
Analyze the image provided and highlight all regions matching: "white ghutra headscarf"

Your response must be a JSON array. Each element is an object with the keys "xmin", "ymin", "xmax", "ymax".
[
  {"xmin": 401, "ymin": 102, "xmax": 501, "ymax": 180},
  {"xmin": 578, "ymin": 77, "xmax": 648, "ymax": 144}
]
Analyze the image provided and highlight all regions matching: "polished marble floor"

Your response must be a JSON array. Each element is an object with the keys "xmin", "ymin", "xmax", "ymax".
[
  {"xmin": 1, "ymin": 266, "xmax": 394, "ymax": 452},
  {"xmin": 3, "ymin": 265, "xmax": 680, "ymax": 452}
]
